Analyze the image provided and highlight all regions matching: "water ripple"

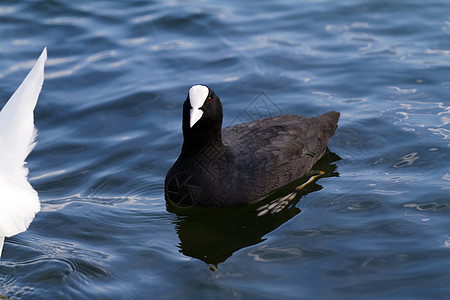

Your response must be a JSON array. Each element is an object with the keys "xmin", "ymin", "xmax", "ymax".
[{"xmin": 1, "ymin": 0, "xmax": 449, "ymax": 299}]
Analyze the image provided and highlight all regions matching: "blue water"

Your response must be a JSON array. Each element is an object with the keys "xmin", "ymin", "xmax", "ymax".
[{"xmin": 1, "ymin": 0, "xmax": 449, "ymax": 299}]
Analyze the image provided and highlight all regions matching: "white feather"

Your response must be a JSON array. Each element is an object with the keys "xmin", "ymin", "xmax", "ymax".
[{"xmin": 0, "ymin": 48, "xmax": 46, "ymax": 257}]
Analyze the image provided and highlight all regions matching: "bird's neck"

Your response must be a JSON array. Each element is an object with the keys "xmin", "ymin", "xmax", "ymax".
[{"xmin": 181, "ymin": 126, "xmax": 224, "ymax": 157}]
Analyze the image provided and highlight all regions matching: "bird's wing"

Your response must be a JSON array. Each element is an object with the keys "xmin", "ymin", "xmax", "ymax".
[{"xmin": 0, "ymin": 48, "xmax": 46, "ymax": 251}]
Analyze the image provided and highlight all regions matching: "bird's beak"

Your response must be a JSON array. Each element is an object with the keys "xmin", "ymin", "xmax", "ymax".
[{"xmin": 190, "ymin": 107, "xmax": 203, "ymax": 128}]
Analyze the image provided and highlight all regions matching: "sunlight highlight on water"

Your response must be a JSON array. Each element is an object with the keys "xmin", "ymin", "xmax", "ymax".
[{"xmin": 0, "ymin": 0, "xmax": 449, "ymax": 299}]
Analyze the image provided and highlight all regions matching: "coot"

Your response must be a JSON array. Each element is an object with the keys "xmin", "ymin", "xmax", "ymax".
[
  {"xmin": 165, "ymin": 85, "xmax": 339, "ymax": 207},
  {"xmin": 0, "ymin": 48, "xmax": 46, "ymax": 257}
]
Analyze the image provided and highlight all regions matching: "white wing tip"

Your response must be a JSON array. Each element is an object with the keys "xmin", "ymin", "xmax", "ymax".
[
  {"xmin": 41, "ymin": 47, "xmax": 47, "ymax": 60},
  {"xmin": 36, "ymin": 47, "xmax": 48, "ymax": 70},
  {"xmin": 0, "ymin": 236, "xmax": 4, "ymax": 258}
]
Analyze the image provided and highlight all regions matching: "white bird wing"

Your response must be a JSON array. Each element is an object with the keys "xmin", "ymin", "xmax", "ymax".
[{"xmin": 0, "ymin": 48, "xmax": 46, "ymax": 252}]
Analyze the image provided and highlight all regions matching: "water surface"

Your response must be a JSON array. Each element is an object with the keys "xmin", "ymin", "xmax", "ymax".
[{"xmin": 0, "ymin": 0, "xmax": 449, "ymax": 299}]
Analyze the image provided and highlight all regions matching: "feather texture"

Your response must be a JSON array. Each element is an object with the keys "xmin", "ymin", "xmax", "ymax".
[{"xmin": 0, "ymin": 48, "xmax": 46, "ymax": 257}]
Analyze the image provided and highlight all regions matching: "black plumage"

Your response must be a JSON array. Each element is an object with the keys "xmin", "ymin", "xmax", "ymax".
[{"xmin": 165, "ymin": 85, "xmax": 339, "ymax": 207}]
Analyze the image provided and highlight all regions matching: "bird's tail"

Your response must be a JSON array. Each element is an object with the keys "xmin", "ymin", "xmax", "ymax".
[
  {"xmin": 319, "ymin": 111, "xmax": 340, "ymax": 136},
  {"xmin": 316, "ymin": 111, "xmax": 340, "ymax": 158}
]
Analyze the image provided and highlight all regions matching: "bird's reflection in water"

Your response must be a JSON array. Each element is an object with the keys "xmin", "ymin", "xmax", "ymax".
[{"xmin": 166, "ymin": 151, "xmax": 340, "ymax": 268}]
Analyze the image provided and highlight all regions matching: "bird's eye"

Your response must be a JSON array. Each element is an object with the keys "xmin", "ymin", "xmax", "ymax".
[{"xmin": 207, "ymin": 96, "xmax": 212, "ymax": 102}]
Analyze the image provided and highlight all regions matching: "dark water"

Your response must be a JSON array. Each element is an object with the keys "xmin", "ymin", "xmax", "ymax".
[{"xmin": 1, "ymin": 0, "xmax": 449, "ymax": 299}]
